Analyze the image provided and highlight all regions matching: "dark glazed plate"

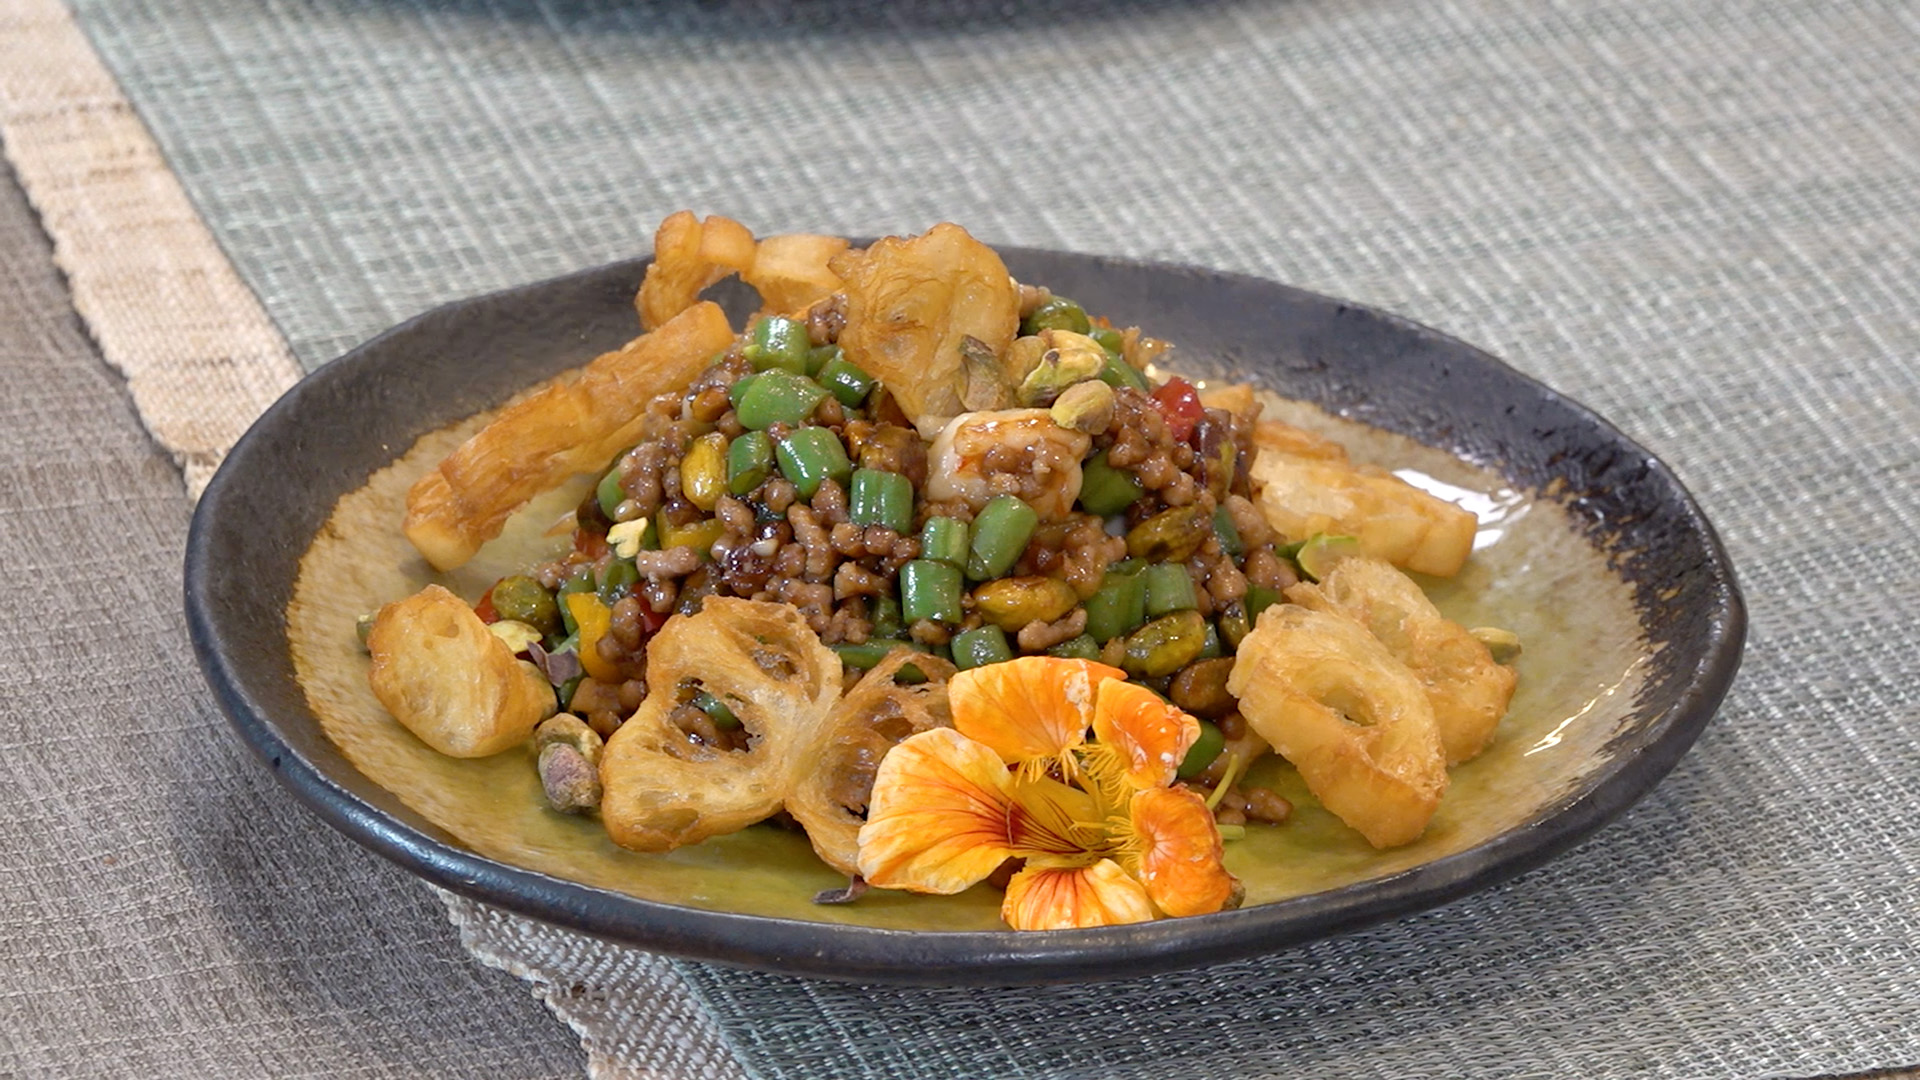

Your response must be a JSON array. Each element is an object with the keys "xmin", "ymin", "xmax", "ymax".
[{"xmin": 185, "ymin": 248, "xmax": 1744, "ymax": 986}]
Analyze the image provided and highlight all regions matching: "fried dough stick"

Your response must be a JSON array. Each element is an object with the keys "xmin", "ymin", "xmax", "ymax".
[{"xmin": 403, "ymin": 301, "xmax": 734, "ymax": 571}]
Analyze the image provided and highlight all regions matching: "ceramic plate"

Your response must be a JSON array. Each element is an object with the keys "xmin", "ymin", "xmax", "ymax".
[{"xmin": 185, "ymin": 249, "xmax": 1743, "ymax": 985}]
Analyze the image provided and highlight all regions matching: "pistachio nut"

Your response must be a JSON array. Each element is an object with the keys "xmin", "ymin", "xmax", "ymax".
[
  {"xmin": 1049, "ymin": 379, "xmax": 1115, "ymax": 434},
  {"xmin": 1016, "ymin": 329, "xmax": 1107, "ymax": 406}
]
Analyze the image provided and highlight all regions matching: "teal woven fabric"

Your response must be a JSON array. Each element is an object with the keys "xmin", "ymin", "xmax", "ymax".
[{"xmin": 63, "ymin": 0, "xmax": 1920, "ymax": 1076}]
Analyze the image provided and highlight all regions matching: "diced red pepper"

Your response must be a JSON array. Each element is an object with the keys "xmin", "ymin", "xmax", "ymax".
[
  {"xmin": 574, "ymin": 528, "xmax": 609, "ymax": 560},
  {"xmin": 472, "ymin": 585, "xmax": 500, "ymax": 624},
  {"xmin": 639, "ymin": 604, "xmax": 671, "ymax": 637},
  {"xmin": 1150, "ymin": 377, "xmax": 1206, "ymax": 443}
]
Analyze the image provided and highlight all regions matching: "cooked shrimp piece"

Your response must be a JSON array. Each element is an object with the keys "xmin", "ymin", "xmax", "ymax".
[
  {"xmin": 1286, "ymin": 556, "xmax": 1517, "ymax": 765},
  {"xmin": 924, "ymin": 408, "xmax": 1091, "ymax": 519},
  {"xmin": 1227, "ymin": 605, "xmax": 1446, "ymax": 848}
]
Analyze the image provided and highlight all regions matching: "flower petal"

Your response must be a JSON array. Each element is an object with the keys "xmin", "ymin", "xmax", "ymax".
[
  {"xmin": 949, "ymin": 656, "xmax": 1126, "ymax": 765},
  {"xmin": 1092, "ymin": 678, "xmax": 1200, "ymax": 790},
  {"xmin": 856, "ymin": 729, "xmax": 1020, "ymax": 893},
  {"xmin": 1001, "ymin": 859, "xmax": 1157, "ymax": 930},
  {"xmin": 1128, "ymin": 786, "xmax": 1236, "ymax": 918}
]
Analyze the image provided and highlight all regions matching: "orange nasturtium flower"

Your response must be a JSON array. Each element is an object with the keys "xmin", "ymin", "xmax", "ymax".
[{"xmin": 856, "ymin": 657, "xmax": 1239, "ymax": 930}]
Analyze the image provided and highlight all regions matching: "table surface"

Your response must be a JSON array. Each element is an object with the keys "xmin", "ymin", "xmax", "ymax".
[{"xmin": 3, "ymin": 0, "xmax": 1918, "ymax": 1077}]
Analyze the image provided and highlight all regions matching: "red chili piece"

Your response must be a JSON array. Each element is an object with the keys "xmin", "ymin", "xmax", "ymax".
[{"xmin": 1150, "ymin": 377, "xmax": 1206, "ymax": 443}]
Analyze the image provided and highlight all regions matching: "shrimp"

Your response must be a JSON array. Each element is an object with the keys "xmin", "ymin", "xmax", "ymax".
[{"xmin": 924, "ymin": 408, "xmax": 1091, "ymax": 519}]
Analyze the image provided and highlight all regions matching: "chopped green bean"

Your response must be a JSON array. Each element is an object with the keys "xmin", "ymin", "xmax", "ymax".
[
  {"xmin": 774, "ymin": 426, "xmax": 852, "ymax": 499},
  {"xmin": 807, "ymin": 344, "xmax": 842, "ymax": 377},
  {"xmin": 951, "ymin": 625, "xmax": 1013, "ymax": 670},
  {"xmin": 1083, "ymin": 570, "xmax": 1147, "ymax": 644},
  {"xmin": 596, "ymin": 465, "xmax": 626, "ymax": 520},
  {"xmin": 832, "ymin": 641, "xmax": 896, "ymax": 670},
  {"xmin": 1211, "ymin": 505, "xmax": 1244, "ymax": 558},
  {"xmin": 849, "ymin": 468, "xmax": 913, "ymax": 534},
  {"xmin": 736, "ymin": 371, "xmax": 828, "ymax": 430},
  {"xmin": 1142, "ymin": 563, "xmax": 1199, "ymax": 616},
  {"xmin": 597, "ymin": 558, "xmax": 640, "ymax": 605},
  {"xmin": 965, "ymin": 495, "xmax": 1039, "ymax": 581},
  {"xmin": 1245, "ymin": 584, "xmax": 1283, "ymax": 625},
  {"xmin": 919, "ymin": 516, "xmax": 970, "ymax": 567},
  {"xmin": 869, "ymin": 593, "xmax": 906, "ymax": 640},
  {"xmin": 556, "ymin": 566, "xmax": 593, "ymax": 634},
  {"xmin": 1176, "ymin": 720, "xmax": 1226, "ymax": 779},
  {"xmin": 1078, "ymin": 450, "xmax": 1144, "ymax": 516},
  {"xmin": 728, "ymin": 430, "xmax": 774, "ymax": 495},
  {"xmin": 1098, "ymin": 350, "xmax": 1152, "ymax": 393},
  {"xmin": 1046, "ymin": 634, "xmax": 1101, "ymax": 660},
  {"xmin": 817, "ymin": 354, "xmax": 876, "ymax": 407},
  {"xmin": 1021, "ymin": 297, "xmax": 1091, "ymax": 336},
  {"xmin": 690, "ymin": 690, "xmax": 741, "ymax": 730},
  {"xmin": 900, "ymin": 559, "xmax": 964, "ymax": 625},
  {"xmin": 1198, "ymin": 620, "xmax": 1226, "ymax": 659},
  {"xmin": 744, "ymin": 315, "xmax": 812, "ymax": 375},
  {"xmin": 727, "ymin": 372, "xmax": 761, "ymax": 408}
]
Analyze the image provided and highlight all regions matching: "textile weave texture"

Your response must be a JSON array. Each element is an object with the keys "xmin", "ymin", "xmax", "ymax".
[
  {"xmin": 0, "ymin": 154, "xmax": 587, "ymax": 1077},
  {"xmin": 42, "ymin": 0, "xmax": 1920, "ymax": 1076}
]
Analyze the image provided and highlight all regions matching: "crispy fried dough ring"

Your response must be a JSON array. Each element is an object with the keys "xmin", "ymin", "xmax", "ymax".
[
  {"xmin": 1227, "ymin": 605, "xmax": 1447, "ymax": 848},
  {"xmin": 366, "ymin": 585, "xmax": 555, "ymax": 758},
  {"xmin": 636, "ymin": 212, "xmax": 757, "ymax": 331},
  {"xmin": 787, "ymin": 649, "xmax": 957, "ymax": 877},
  {"xmin": 1286, "ymin": 557, "xmax": 1517, "ymax": 765},
  {"xmin": 745, "ymin": 233, "xmax": 849, "ymax": 317},
  {"xmin": 598, "ymin": 598, "xmax": 841, "ymax": 853},
  {"xmin": 833, "ymin": 223, "xmax": 1020, "ymax": 437}
]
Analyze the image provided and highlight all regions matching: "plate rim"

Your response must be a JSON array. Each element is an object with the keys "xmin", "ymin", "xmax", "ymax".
[{"xmin": 185, "ymin": 248, "xmax": 1746, "ymax": 986}]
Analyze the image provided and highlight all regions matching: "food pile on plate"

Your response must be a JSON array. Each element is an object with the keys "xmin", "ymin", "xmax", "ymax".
[{"xmin": 360, "ymin": 213, "xmax": 1519, "ymax": 930}]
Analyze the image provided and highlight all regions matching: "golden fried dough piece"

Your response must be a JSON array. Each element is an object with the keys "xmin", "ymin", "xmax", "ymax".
[
  {"xmin": 834, "ymin": 223, "xmax": 1020, "ymax": 437},
  {"xmin": 745, "ymin": 232, "xmax": 849, "ymax": 317},
  {"xmin": 1197, "ymin": 383, "xmax": 1264, "ymax": 426},
  {"xmin": 1250, "ymin": 451, "xmax": 1477, "ymax": 577},
  {"xmin": 598, "ymin": 598, "xmax": 842, "ymax": 853},
  {"xmin": 1228, "ymin": 605, "xmax": 1447, "ymax": 848},
  {"xmin": 636, "ymin": 211, "xmax": 757, "ymax": 330},
  {"xmin": 1251, "ymin": 418, "xmax": 1349, "ymax": 462},
  {"xmin": 787, "ymin": 649, "xmax": 956, "ymax": 877},
  {"xmin": 1286, "ymin": 557, "xmax": 1517, "ymax": 765},
  {"xmin": 366, "ymin": 585, "xmax": 555, "ymax": 758},
  {"xmin": 403, "ymin": 301, "xmax": 734, "ymax": 571}
]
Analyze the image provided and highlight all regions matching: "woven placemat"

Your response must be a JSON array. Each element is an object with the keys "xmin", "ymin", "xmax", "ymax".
[{"xmin": 17, "ymin": 0, "xmax": 1920, "ymax": 1075}]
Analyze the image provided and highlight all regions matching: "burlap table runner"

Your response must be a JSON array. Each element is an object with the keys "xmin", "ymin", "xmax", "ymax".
[{"xmin": 7, "ymin": 0, "xmax": 1918, "ymax": 1075}]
